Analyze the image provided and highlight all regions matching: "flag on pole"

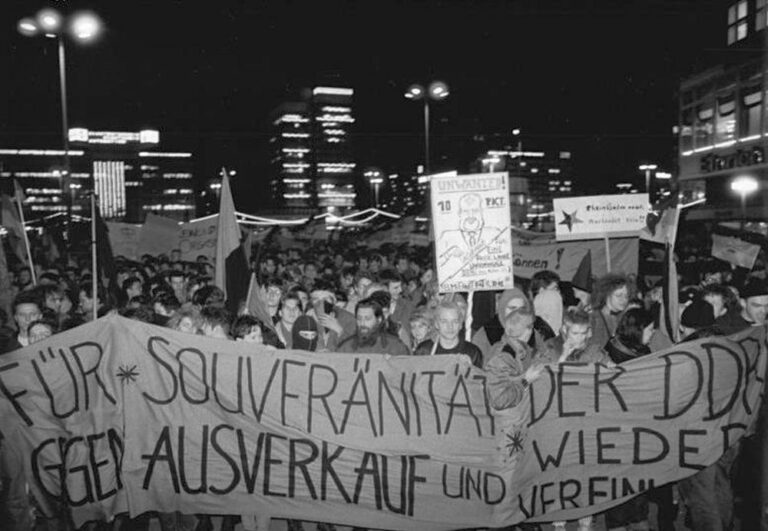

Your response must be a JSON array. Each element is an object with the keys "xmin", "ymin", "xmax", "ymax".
[
  {"xmin": 571, "ymin": 249, "xmax": 592, "ymax": 292},
  {"xmin": 711, "ymin": 233, "xmax": 761, "ymax": 270},
  {"xmin": 0, "ymin": 229, "xmax": 14, "ymax": 317},
  {"xmin": 214, "ymin": 170, "xmax": 249, "ymax": 313},
  {"xmin": 1, "ymin": 194, "xmax": 28, "ymax": 266},
  {"xmin": 244, "ymin": 272, "xmax": 277, "ymax": 332},
  {"xmin": 662, "ymin": 241, "xmax": 680, "ymax": 343},
  {"xmin": 94, "ymin": 204, "xmax": 117, "ymax": 292}
]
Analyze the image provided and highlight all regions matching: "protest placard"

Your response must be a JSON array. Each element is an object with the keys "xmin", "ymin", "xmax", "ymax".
[
  {"xmin": 430, "ymin": 172, "xmax": 513, "ymax": 293},
  {"xmin": 554, "ymin": 194, "xmax": 649, "ymax": 241},
  {"xmin": 178, "ymin": 215, "xmax": 219, "ymax": 262},
  {"xmin": 106, "ymin": 222, "xmax": 142, "ymax": 260},
  {"xmin": 1, "ymin": 315, "xmax": 764, "ymax": 529},
  {"xmin": 137, "ymin": 214, "xmax": 180, "ymax": 257}
]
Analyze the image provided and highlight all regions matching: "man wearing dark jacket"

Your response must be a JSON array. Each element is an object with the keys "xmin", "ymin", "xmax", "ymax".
[
  {"xmin": 338, "ymin": 298, "xmax": 410, "ymax": 356},
  {"xmin": 414, "ymin": 300, "xmax": 483, "ymax": 368}
]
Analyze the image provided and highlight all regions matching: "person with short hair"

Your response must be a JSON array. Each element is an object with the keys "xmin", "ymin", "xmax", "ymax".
[
  {"xmin": 537, "ymin": 308, "xmax": 605, "ymax": 364},
  {"xmin": 414, "ymin": 301, "xmax": 482, "ymax": 367},
  {"xmin": 200, "ymin": 306, "xmax": 232, "ymax": 339},
  {"xmin": 715, "ymin": 278, "xmax": 768, "ymax": 335},
  {"xmin": 11, "ymin": 291, "xmax": 43, "ymax": 349},
  {"xmin": 408, "ymin": 307, "xmax": 434, "ymax": 351}
]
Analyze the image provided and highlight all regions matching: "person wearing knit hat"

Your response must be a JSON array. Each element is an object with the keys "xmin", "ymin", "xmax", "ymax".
[{"xmin": 714, "ymin": 278, "xmax": 768, "ymax": 335}]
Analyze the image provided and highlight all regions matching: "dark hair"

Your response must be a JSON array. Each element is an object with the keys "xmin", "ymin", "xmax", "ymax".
[
  {"xmin": 192, "ymin": 285, "xmax": 225, "ymax": 307},
  {"xmin": 120, "ymin": 306, "xmax": 156, "ymax": 324},
  {"xmin": 592, "ymin": 273, "xmax": 632, "ymax": 309},
  {"xmin": 378, "ymin": 269, "xmax": 404, "ymax": 287},
  {"xmin": 615, "ymin": 308, "xmax": 654, "ymax": 351},
  {"xmin": 13, "ymin": 290, "xmax": 43, "ymax": 314},
  {"xmin": 367, "ymin": 290, "xmax": 392, "ymax": 310},
  {"xmin": 200, "ymin": 305, "xmax": 232, "ymax": 335},
  {"xmin": 355, "ymin": 298, "xmax": 383, "ymax": 319},
  {"xmin": 152, "ymin": 291, "xmax": 181, "ymax": 313},
  {"xmin": 232, "ymin": 315, "xmax": 265, "ymax": 340},
  {"xmin": 530, "ymin": 271, "xmax": 561, "ymax": 298}
]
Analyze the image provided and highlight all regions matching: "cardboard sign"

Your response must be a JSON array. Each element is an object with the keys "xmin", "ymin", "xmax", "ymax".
[
  {"xmin": 553, "ymin": 194, "xmax": 649, "ymax": 241},
  {"xmin": 106, "ymin": 222, "xmax": 142, "ymax": 260},
  {"xmin": 711, "ymin": 233, "xmax": 761, "ymax": 269},
  {"xmin": 137, "ymin": 214, "xmax": 180, "ymax": 257},
  {"xmin": 431, "ymin": 172, "xmax": 514, "ymax": 292},
  {"xmin": 178, "ymin": 215, "xmax": 219, "ymax": 262},
  {"xmin": 1, "ymin": 316, "xmax": 764, "ymax": 529}
]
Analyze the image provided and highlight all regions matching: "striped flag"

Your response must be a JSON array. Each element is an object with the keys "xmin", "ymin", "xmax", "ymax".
[{"xmin": 214, "ymin": 171, "xmax": 249, "ymax": 313}]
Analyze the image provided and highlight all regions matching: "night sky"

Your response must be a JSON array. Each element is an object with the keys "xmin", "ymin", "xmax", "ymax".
[{"xmin": 2, "ymin": 0, "xmax": 724, "ymax": 210}]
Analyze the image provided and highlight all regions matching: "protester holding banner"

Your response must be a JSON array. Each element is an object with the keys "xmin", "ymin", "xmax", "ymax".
[
  {"xmin": 413, "ymin": 300, "xmax": 482, "ymax": 367},
  {"xmin": 337, "ymin": 298, "xmax": 409, "ymax": 356}
]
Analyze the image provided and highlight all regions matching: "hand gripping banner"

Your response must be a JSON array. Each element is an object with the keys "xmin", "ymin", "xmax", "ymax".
[{"xmin": 0, "ymin": 315, "xmax": 765, "ymax": 529}]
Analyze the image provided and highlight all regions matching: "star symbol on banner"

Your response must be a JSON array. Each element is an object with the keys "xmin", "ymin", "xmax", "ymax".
[
  {"xmin": 558, "ymin": 210, "xmax": 582, "ymax": 232},
  {"xmin": 505, "ymin": 430, "xmax": 525, "ymax": 457},
  {"xmin": 116, "ymin": 365, "xmax": 139, "ymax": 385}
]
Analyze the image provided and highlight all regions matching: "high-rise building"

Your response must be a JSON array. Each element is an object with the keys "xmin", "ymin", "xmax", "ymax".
[
  {"xmin": 269, "ymin": 86, "xmax": 357, "ymax": 212},
  {"xmin": 0, "ymin": 128, "xmax": 196, "ymax": 222},
  {"xmin": 676, "ymin": 0, "xmax": 768, "ymax": 221},
  {"xmin": 471, "ymin": 148, "xmax": 576, "ymax": 230}
]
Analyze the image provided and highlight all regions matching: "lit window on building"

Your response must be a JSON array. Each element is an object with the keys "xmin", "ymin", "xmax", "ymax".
[
  {"xmin": 728, "ymin": 1, "xmax": 749, "ymax": 44},
  {"xmin": 715, "ymin": 93, "xmax": 736, "ymax": 144}
]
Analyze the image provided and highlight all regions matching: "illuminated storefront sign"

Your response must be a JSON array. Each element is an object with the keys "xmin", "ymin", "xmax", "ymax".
[{"xmin": 700, "ymin": 146, "xmax": 765, "ymax": 173}]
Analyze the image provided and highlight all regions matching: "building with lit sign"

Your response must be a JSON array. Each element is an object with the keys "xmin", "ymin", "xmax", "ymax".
[
  {"xmin": 269, "ymin": 86, "xmax": 357, "ymax": 212},
  {"xmin": 676, "ymin": 0, "xmax": 768, "ymax": 221},
  {"xmin": 471, "ymin": 149, "xmax": 575, "ymax": 230},
  {"xmin": 0, "ymin": 128, "xmax": 196, "ymax": 222}
]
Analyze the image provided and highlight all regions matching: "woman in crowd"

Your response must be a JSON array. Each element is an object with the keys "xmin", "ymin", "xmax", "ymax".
[{"xmin": 589, "ymin": 273, "xmax": 632, "ymax": 349}]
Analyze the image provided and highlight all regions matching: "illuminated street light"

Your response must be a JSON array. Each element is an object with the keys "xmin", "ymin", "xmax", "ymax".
[
  {"xmin": 731, "ymin": 175, "xmax": 759, "ymax": 230},
  {"xmin": 18, "ymin": 8, "xmax": 103, "ymax": 246},
  {"xmin": 364, "ymin": 168, "xmax": 384, "ymax": 206},
  {"xmin": 404, "ymin": 80, "xmax": 450, "ymax": 174}
]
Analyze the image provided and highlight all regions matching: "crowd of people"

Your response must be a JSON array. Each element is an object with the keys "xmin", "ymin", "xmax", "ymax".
[{"xmin": 0, "ymin": 237, "xmax": 767, "ymax": 531}]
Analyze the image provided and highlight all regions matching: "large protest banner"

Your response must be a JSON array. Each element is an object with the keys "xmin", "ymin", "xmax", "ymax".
[
  {"xmin": 431, "ymin": 172, "xmax": 514, "ymax": 293},
  {"xmin": 512, "ymin": 228, "xmax": 639, "ymax": 280},
  {"xmin": 0, "ymin": 315, "xmax": 766, "ymax": 529}
]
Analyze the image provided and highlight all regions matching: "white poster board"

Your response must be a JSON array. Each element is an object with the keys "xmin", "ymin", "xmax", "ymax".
[
  {"xmin": 553, "ymin": 194, "xmax": 649, "ymax": 241},
  {"xmin": 177, "ymin": 215, "xmax": 219, "ymax": 262},
  {"xmin": 431, "ymin": 172, "xmax": 513, "ymax": 293},
  {"xmin": 106, "ymin": 222, "xmax": 142, "ymax": 260}
]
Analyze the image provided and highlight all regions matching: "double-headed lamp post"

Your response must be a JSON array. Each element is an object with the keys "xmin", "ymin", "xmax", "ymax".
[
  {"xmin": 404, "ymin": 81, "xmax": 449, "ymax": 175},
  {"xmin": 364, "ymin": 169, "xmax": 383, "ymax": 207},
  {"xmin": 731, "ymin": 175, "xmax": 759, "ymax": 231},
  {"xmin": 18, "ymin": 9, "xmax": 102, "ymax": 243}
]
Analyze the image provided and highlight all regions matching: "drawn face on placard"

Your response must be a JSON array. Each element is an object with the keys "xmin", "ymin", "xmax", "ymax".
[{"xmin": 458, "ymin": 193, "xmax": 485, "ymax": 233}]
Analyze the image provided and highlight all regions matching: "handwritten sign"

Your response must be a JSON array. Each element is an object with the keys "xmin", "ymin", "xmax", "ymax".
[
  {"xmin": 0, "ymin": 316, "xmax": 764, "ymax": 529},
  {"xmin": 178, "ymin": 215, "xmax": 219, "ymax": 262},
  {"xmin": 553, "ymin": 194, "xmax": 649, "ymax": 241},
  {"xmin": 431, "ymin": 172, "xmax": 513, "ymax": 293},
  {"xmin": 137, "ymin": 214, "xmax": 180, "ymax": 257}
]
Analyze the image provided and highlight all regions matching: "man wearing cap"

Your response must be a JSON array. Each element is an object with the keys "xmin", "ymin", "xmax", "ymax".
[
  {"xmin": 679, "ymin": 298, "xmax": 721, "ymax": 341},
  {"xmin": 714, "ymin": 278, "xmax": 768, "ymax": 335}
]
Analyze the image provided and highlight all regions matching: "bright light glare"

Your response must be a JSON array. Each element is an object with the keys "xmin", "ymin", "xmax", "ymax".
[
  {"xmin": 37, "ymin": 9, "xmax": 62, "ymax": 32},
  {"xmin": 639, "ymin": 164, "xmax": 658, "ymax": 171},
  {"xmin": 405, "ymin": 84, "xmax": 424, "ymax": 100},
  {"xmin": 428, "ymin": 81, "xmax": 449, "ymax": 100},
  {"xmin": 17, "ymin": 18, "xmax": 38, "ymax": 36},
  {"xmin": 70, "ymin": 12, "xmax": 101, "ymax": 41},
  {"xmin": 731, "ymin": 175, "xmax": 759, "ymax": 195}
]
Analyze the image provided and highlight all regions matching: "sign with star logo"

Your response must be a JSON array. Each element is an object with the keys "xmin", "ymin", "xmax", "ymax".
[{"xmin": 553, "ymin": 193, "xmax": 649, "ymax": 241}]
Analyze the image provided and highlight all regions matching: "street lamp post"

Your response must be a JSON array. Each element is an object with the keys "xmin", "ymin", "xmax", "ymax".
[
  {"xmin": 638, "ymin": 164, "xmax": 658, "ymax": 200},
  {"xmin": 404, "ymin": 81, "xmax": 449, "ymax": 174},
  {"xmin": 18, "ymin": 9, "xmax": 102, "ymax": 250},
  {"xmin": 730, "ymin": 175, "xmax": 759, "ymax": 231},
  {"xmin": 364, "ymin": 169, "xmax": 383, "ymax": 207}
]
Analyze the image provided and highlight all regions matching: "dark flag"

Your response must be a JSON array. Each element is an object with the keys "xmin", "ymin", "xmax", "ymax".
[
  {"xmin": 94, "ymin": 205, "xmax": 118, "ymax": 294},
  {"xmin": 214, "ymin": 171, "xmax": 249, "ymax": 314},
  {"xmin": 571, "ymin": 249, "xmax": 592, "ymax": 292}
]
